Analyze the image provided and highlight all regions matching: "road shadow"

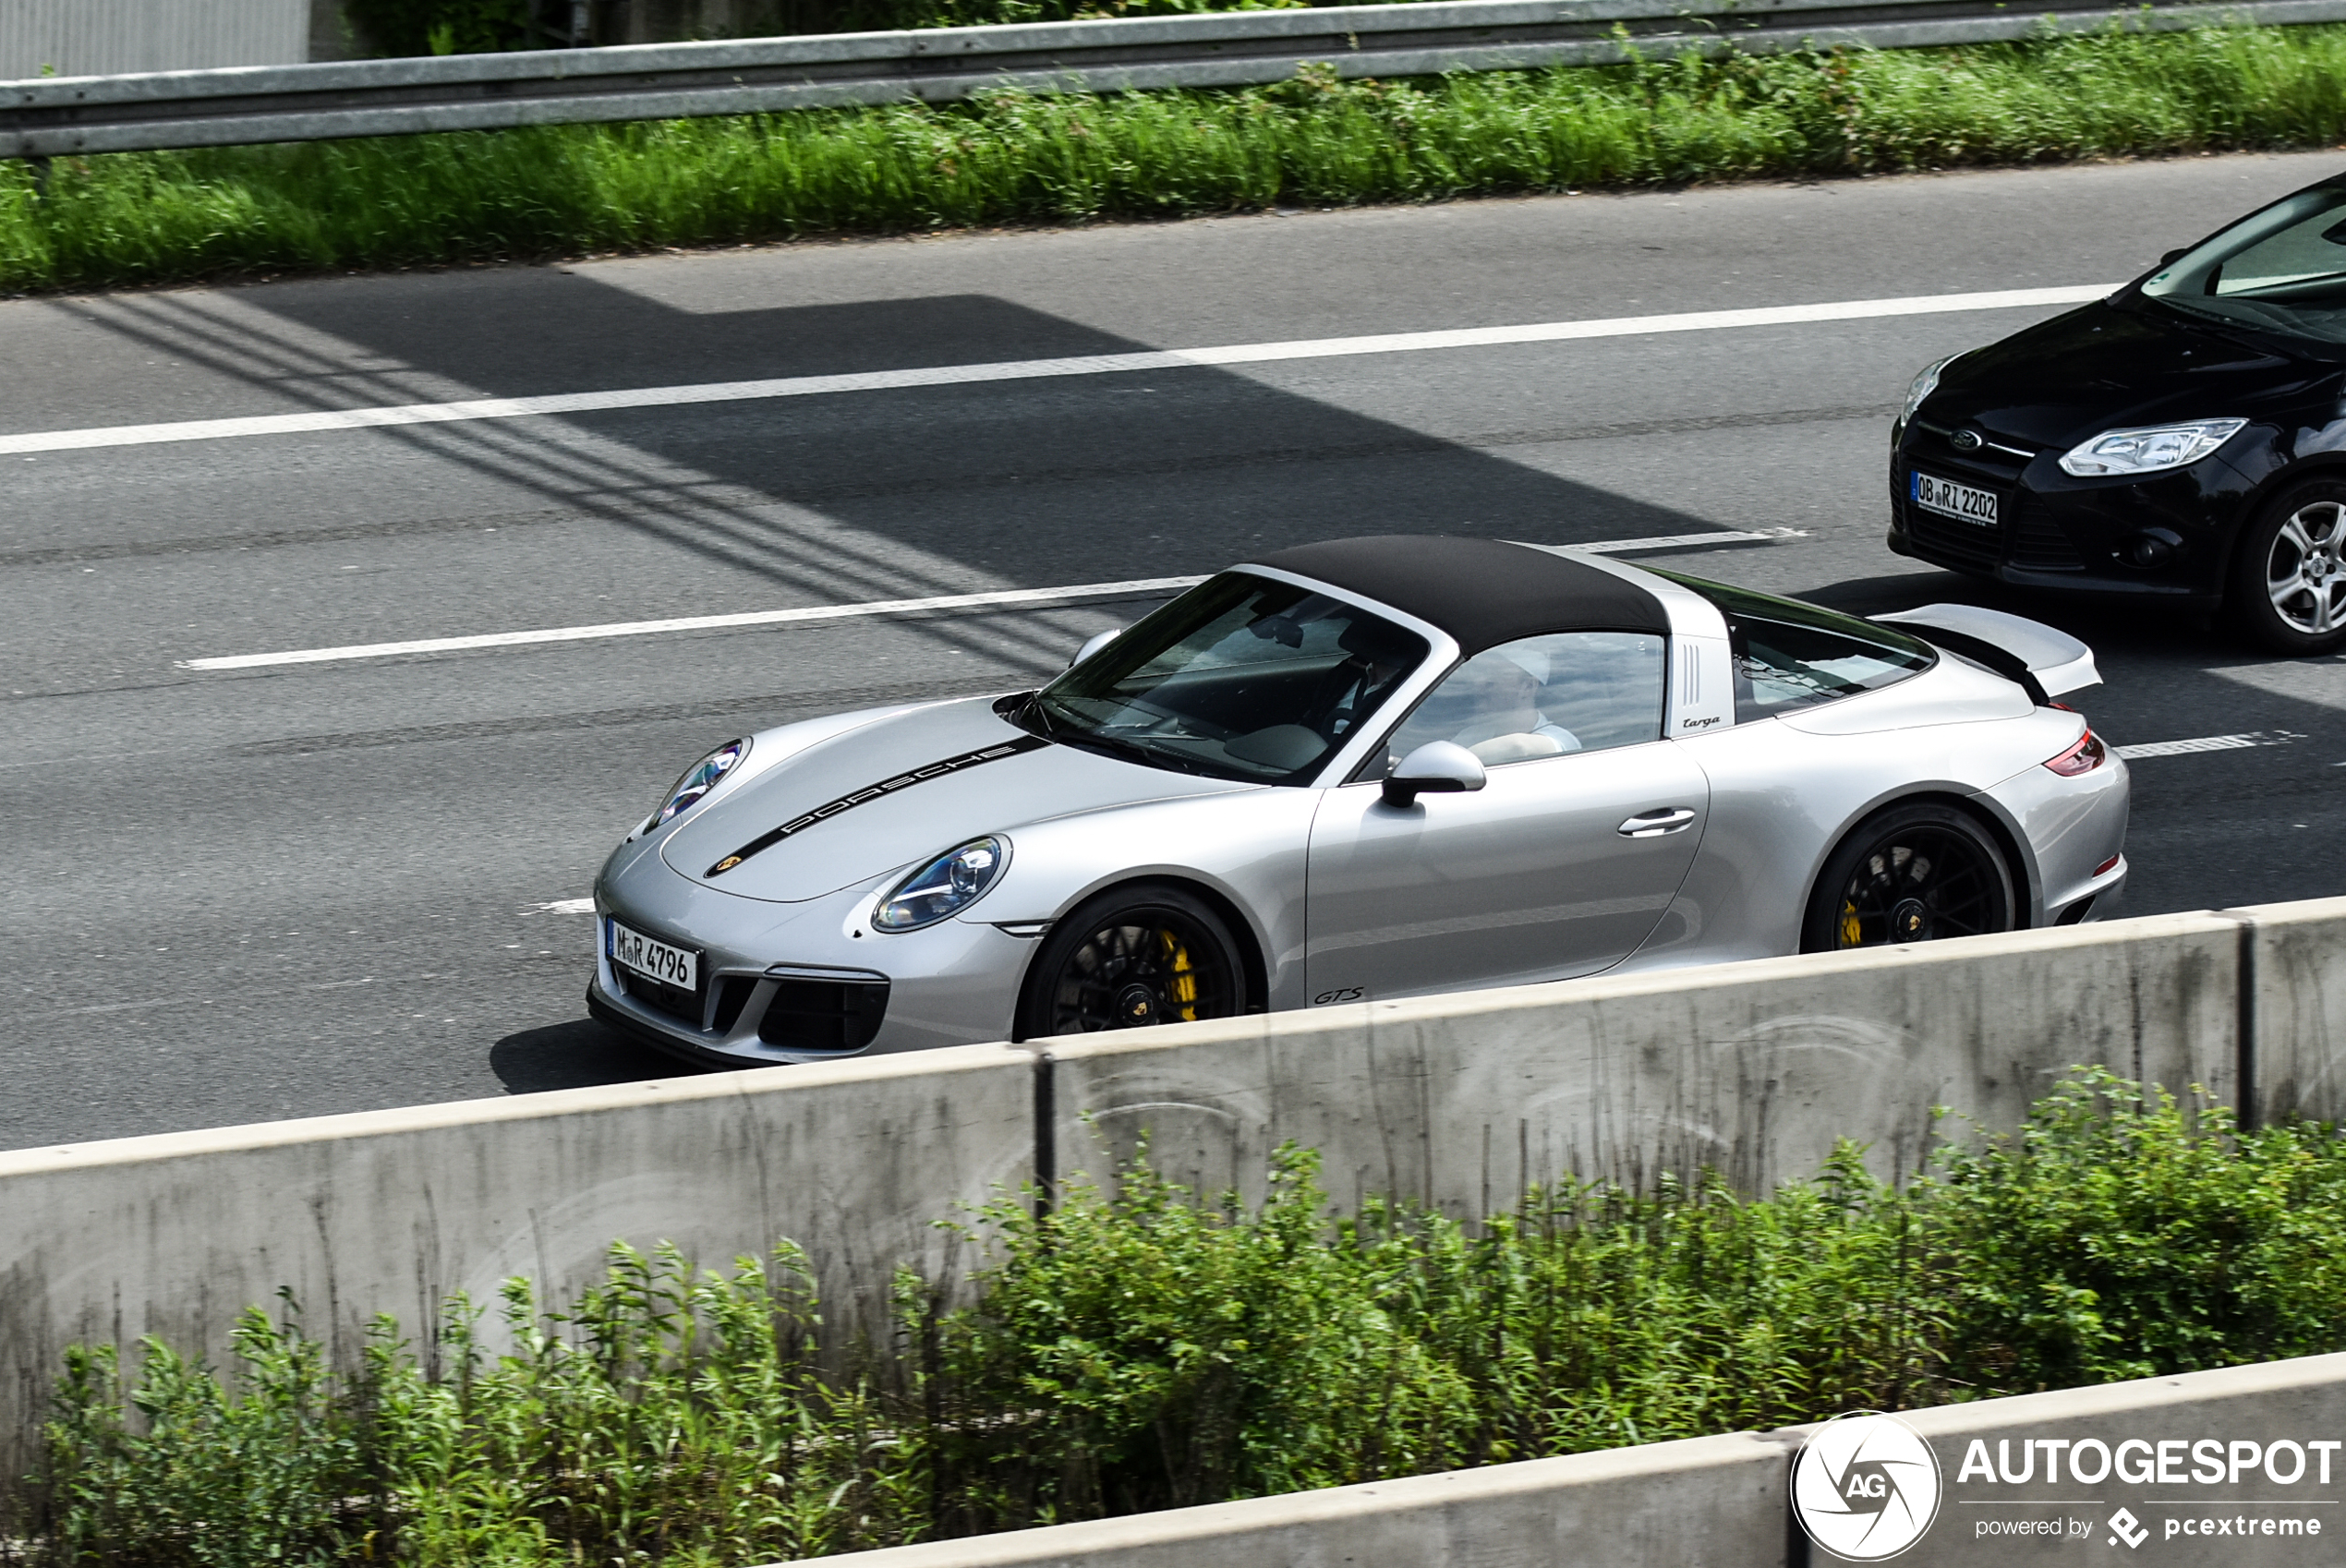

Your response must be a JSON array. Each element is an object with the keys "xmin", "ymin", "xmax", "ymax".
[
  {"xmin": 103, "ymin": 269, "xmax": 1713, "ymax": 591},
  {"xmin": 490, "ymin": 1017, "xmax": 710, "ymax": 1094}
]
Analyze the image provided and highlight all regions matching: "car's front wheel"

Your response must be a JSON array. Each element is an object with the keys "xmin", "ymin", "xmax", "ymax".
[
  {"xmin": 1801, "ymin": 802, "xmax": 2018, "ymax": 953},
  {"xmin": 1014, "ymin": 883, "xmax": 1247, "ymax": 1041},
  {"xmin": 2230, "ymin": 480, "xmax": 2346, "ymax": 655}
]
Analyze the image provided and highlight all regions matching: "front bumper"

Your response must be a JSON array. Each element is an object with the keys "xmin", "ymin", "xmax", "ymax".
[
  {"xmin": 586, "ymin": 839, "xmax": 1039, "ymax": 1067},
  {"xmin": 588, "ymin": 965, "xmax": 892, "ymax": 1069},
  {"xmin": 1889, "ymin": 417, "xmax": 2254, "ymax": 605}
]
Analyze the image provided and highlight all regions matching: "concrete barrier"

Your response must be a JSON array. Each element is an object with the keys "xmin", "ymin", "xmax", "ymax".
[
  {"xmin": 0, "ymin": 1043, "xmax": 1034, "ymax": 1476},
  {"xmin": 780, "ymin": 1354, "xmax": 2346, "ymax": 1567},
  {"xmin": 6, "ymin": 899, "xmax": 2346, "ymax": 1480},
  {"xmin": 1043, "ymin": 911, "xmax": 2243, "ymax": 1212},
  {"xmin": 796, "ymin": 1427, "xmax": 1799, "ymax": 1568},
  {"xmin": 2241, "ymin": 895, "xmax": 2346, "ymax": 1129}
]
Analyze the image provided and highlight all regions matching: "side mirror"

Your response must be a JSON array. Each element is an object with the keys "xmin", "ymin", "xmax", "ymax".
[
  {"xmin": 2158, "ymin": 248, "xmax": 2187, "ymax": 268},
  {"xmin": 1382, "ymin": 741, "xmax": 1486, "ymax": 808},
  {"xmin": 1070, "ymin": 627, "xmax": 1120, "ymax": 669}
]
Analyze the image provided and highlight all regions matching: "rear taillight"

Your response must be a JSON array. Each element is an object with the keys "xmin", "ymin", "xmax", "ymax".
[{"xmin": 2044, "ymin": 729, "xmax": 2107, "ymax": 778}]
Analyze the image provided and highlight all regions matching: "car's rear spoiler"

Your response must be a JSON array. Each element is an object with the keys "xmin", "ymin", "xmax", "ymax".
[{"xmin": 1870, "ymin": 604, "xmax": 2101, "ymax": 704}]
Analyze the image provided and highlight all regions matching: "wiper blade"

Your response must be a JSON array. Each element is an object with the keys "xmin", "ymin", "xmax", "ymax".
[
  {"xmin": 2132, "ymin": 292, "xmax": 2312, "ymax": 355},
  {"xmin": 1019, "ymin": 693, "xmax": 1056, "ymax": 739},
  {"xmin": 1063, "ymin": 729, "xmax": 1179, "ymax": 766},
  {"xmin": 1056, "ymin": 727, "xmax": 1227, "ymax": 779}
]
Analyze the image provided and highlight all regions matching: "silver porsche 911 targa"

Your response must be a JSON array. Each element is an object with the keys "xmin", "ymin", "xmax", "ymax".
[{"xmin": 588, "ymin": 536, "xmax": 2129, "ymax": 1067}]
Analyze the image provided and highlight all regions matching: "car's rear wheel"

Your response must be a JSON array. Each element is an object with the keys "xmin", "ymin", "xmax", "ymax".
[
  {"xmin": 1801, "ymin": 802, "xmax": 2018, "ymax": 953},
  {"xmin": 2230, "ymin": 480, "xmax": 2346, "ymax": 655},
  {"xmin": 1014, "ymin": 883, "xmax": 1246, "ymax": 1041}
]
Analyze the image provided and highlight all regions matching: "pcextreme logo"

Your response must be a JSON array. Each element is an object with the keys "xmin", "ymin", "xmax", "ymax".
[{"xmin": 1791, "ymin": 1412, "xmax": 1944, "ymax": 1561}]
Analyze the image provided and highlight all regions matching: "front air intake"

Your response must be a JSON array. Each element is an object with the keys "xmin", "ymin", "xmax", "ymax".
[{"xmin": 758, "ymin": 976, "xmax": 890, "ymax": 1052}]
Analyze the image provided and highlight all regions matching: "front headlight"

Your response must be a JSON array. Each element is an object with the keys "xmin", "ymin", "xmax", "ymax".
[
  {"xmin": 1900, "ymin": 355, "xmax": 1958, "ymax": 428},
  {"xmin": 2058, "ymin": 419, "xmax": 2246, "ymax": 477},
  {"xmin": 649, "ymin": 738, "xmax": 748, "ymax": 829},
  {"xmin": 872, "ymin": 837, "xmax": 1008, "ymax": 932}
]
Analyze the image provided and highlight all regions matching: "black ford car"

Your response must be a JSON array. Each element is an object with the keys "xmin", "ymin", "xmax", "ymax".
[{"xmin": 1892, "ymin": 171, "xmax": 2346, "ymax": 654}]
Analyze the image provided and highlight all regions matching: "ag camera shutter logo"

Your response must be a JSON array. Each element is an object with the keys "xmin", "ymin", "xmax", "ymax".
[{"xmin": 1791, "ymin": 1412, "xmax": 1942, "ymax": 1561}]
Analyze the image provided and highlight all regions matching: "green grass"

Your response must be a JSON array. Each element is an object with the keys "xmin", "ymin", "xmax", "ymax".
[
  {"xmin": 7, "ymin": 23, "xmax": 2346, "ymax": 296},
  {"xmin": 12, "ymin": 1070, "xmax": 2346, "ymax": 1565}
]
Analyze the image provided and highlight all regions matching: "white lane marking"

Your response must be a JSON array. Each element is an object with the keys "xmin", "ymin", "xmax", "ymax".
[
  {"xmin": 2111, "ymin": 730, "xmax": 2302, "ymax": 760},
  {"xmin": 178, "ymin": 574, "xmax": 1207, "ymax": 669},
  {"xmin": 1555, "ymin": 527, "xmax": 1806, "ymax": 553},
  {"xmin": 531, "ymin": 898, "xmax": 599, "ymax": 914},
  {"xmin": 2, "ymin": 286, "xmax": 2110, "ymax": 458},
  {"xmin": 175, "ymin": 528, "xmax": 1807, "ymax": 670}
]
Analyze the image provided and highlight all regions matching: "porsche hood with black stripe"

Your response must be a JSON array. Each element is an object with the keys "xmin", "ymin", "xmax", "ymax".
[{"xmin": 655, "ymin": 695, "xmax": 1250, "ymax": 904}]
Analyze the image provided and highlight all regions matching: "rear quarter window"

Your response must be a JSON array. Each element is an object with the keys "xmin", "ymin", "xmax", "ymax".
[{"xmin": 1651, "ymin": 571, "xmax": 1936, "ymax": 724}]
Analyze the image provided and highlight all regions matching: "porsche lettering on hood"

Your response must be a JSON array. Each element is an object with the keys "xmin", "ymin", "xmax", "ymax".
[
  {"xmin": 704, "ymin": 735, "xmax": 1049, "ymax": 877},
  {"xmin": 658, "ymin": 696, "xmax": 1248, "ymax": 903}
]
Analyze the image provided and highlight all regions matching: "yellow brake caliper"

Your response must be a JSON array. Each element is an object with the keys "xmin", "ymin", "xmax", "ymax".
[
  {"xmin": 1163, "ymin": 930, "xmax": 1198, "ymax": 1021},
  {"xmin": 1840, "ymin": 899, "xmax": 1862, "ymax": 948}
]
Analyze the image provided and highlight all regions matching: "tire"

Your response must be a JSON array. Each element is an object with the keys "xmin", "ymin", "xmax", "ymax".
[
  {"xmin": 2228, "ymin": 479, "xmax": 2346, "ymax": 655},
  {"xmin": 1014, "ymin": 882, "xmax": 1247, "ymax": 1042},
  {"xmin": 1800, "ymin": 802, "xmax": 2019, "ymax": 954}
]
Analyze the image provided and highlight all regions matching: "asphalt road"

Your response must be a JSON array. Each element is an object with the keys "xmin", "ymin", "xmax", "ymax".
[{"xmin": 8, "ymin": 151, "xmax": 2346, "ymax": 1152}]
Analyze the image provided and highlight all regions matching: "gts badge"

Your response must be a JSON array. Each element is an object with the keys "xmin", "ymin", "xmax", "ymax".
[
  {"xmin": 1312, "ymin": 987, "xmax": 1365, "ymax": 1006},
  {"xmin": 1680, "ymin": 715, "xmax": 1721, "ymax": 730}
]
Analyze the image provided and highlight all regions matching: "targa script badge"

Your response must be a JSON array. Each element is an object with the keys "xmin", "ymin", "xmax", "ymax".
[{"xmin": 1792, "ymin": 1412, "xmax": 1942, "ymax": 1561}]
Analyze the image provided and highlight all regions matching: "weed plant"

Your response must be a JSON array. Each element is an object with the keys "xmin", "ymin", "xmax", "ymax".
[
  {"xmin": 11, "ymin": 1070, "xmax": 2346, "ymax": 1564},
  {"xmin": 25, "ymin": 1244, "xmax": 921, "ymax": 1566},
  {"xmin": 7, "ymin": 24, "xmax": 2346, "ymax": 295},
  {"xmin": 13, "ymin": 1068, "xmax": 2346, "ymax": 1556}
]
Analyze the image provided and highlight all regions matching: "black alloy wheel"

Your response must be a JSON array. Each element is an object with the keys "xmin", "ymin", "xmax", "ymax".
[
  {"xmin": 1800, "ymin": 802, "xmax": 2018, "ymax": 954},
  {"xmin": 2231, "ymin": 479, "xmax": 2346, "ymax": 655},
  {"xmin": 1014, "ymin": 883, "xmax": 1245, "ymax": 1041}
]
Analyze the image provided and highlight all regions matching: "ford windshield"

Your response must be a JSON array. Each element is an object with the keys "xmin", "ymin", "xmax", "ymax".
[{"xmin": 2140, "ymin": 184, "xmax": 2346, "ymax": 349}]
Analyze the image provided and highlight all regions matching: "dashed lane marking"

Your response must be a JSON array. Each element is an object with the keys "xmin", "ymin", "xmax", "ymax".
[
  {"xmin": 176, "ymin": 530, "xmax": 1804, "ymax": 670},
  {"xmin": 2111, "ymin": 730, "xmax": 2304, "ymax": 760},
  {"xmin": 181, "ymin": 575, "xmax": 1208, "ymax": 670}
]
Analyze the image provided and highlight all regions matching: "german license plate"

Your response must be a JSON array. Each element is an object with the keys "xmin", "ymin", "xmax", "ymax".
[
  {"xmin": 1910, "ymin": 470, "xmax": 2000, "ymax": 528},
  {"xmin": 609, "ymin": 920, "xmax": 697, "ymax": 991}
]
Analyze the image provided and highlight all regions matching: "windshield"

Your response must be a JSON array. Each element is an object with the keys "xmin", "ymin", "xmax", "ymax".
[
  {"xmin": 1021, "ymin": 573, "xmax": 1429, "ymax": 783},
  {"xmin": 2141, "ymin": 185, "xmax": 2346, "ymax": 345}
]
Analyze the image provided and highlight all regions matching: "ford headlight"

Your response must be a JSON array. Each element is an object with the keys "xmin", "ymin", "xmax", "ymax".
[
  {"xmin": 649, "ymin": 738, "xmax": 747, "ymax": 829},
  {"xmin": 1900, "ymin": 355, "xmax": 1957, "ymax": 428},
  {"xmin": 2058, "ymin": 419, "xmax": 2246, "ymax": 477},
  {"xmin": 873, "ymin": 837, "xmax": 1008, "ymax": 932}
]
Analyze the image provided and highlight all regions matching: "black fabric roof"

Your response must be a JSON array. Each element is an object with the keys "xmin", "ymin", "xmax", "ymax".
[{"xmin": 1249, "ymin": 536, "xmax": 1668, "ymax": 655}]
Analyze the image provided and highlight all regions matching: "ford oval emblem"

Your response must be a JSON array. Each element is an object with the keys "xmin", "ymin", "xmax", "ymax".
[{"xmin": 1950, "ymin": 428, "xmax": 1984, "ymax": 452}]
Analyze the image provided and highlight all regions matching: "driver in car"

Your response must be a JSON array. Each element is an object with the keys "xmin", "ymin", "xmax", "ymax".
[{"xmin": 1414, "ymin": 645, "xmax": 1584, "ymax": 765}]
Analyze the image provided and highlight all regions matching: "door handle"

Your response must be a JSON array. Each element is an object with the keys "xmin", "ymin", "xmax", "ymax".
[{"xmin": 1618, "ymin": 807, "xmax": 1699, "ymax": 838}]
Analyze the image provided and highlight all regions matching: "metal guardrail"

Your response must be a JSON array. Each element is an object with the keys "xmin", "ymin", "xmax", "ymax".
[{"xmin": 6, "ymin": 0, "xmax": 2345, "ymax": 159}]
